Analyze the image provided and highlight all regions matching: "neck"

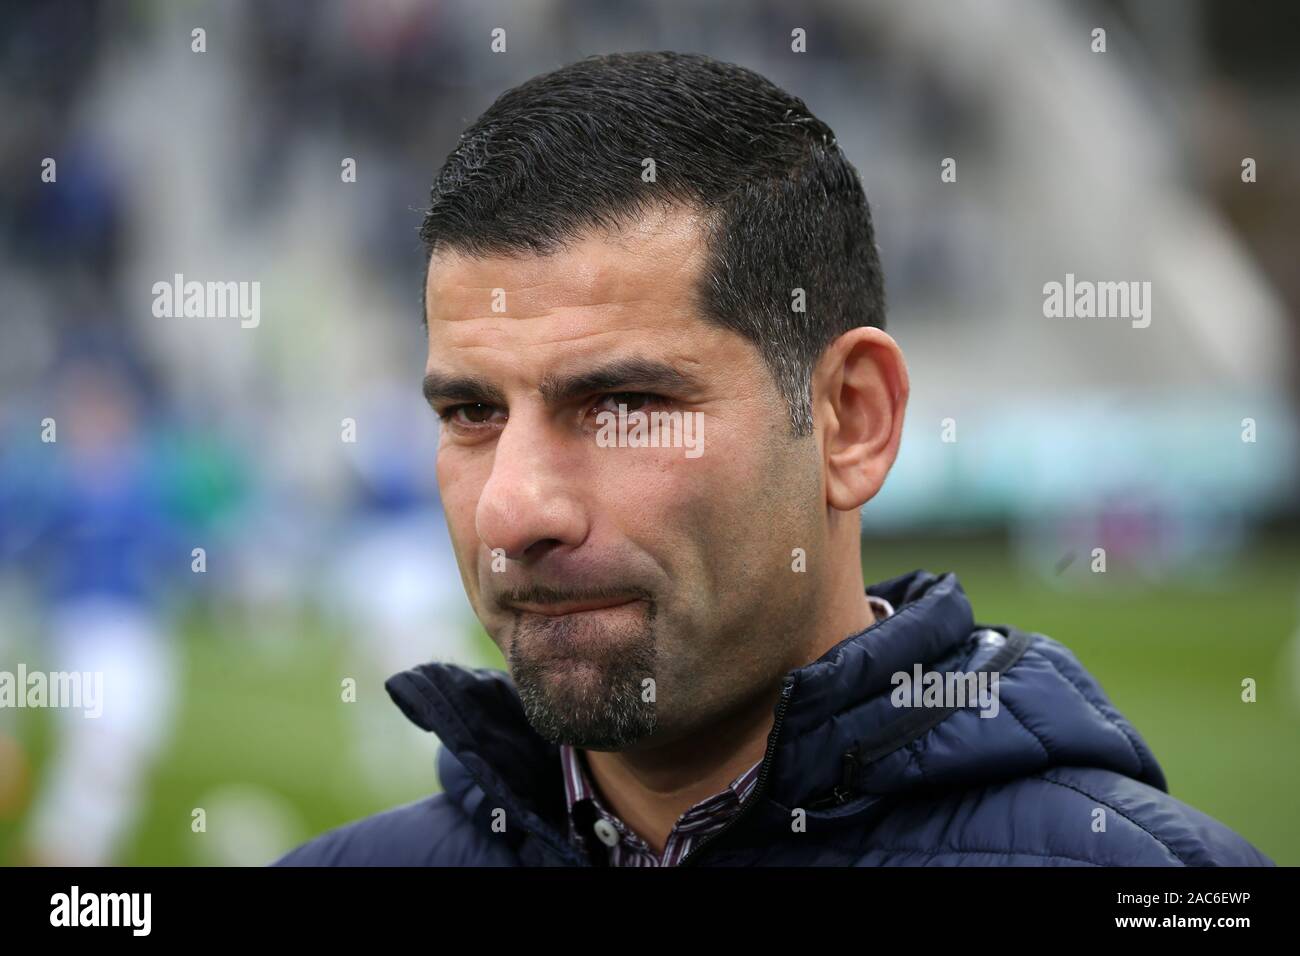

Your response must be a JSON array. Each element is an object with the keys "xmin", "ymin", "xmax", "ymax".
[
  {"xmin": 581, "ymin": 547, "xmax": 876, "ymax": 855},
  {"xmin": 581, "ymin": 693, "xmax": 777, "ymax": 855}
]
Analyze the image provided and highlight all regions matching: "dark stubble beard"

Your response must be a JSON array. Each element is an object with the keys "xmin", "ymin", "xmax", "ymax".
[{"xmin": 508, "ymin": 598, "xmax": 658, "ymax": 749}]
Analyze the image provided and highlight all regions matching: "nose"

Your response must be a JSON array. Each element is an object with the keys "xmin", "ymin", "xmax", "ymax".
[{"xmin": 475, "ymin": 412, "xmax": 589, "ymax": 563}]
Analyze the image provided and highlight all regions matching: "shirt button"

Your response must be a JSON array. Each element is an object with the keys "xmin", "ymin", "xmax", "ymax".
[{"xmin": 591, "ymin": 818, "xmax": 620, "ymax": 848}]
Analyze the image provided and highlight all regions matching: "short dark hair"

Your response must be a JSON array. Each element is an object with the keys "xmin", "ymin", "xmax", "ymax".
[{"xmin": 420, "ymin": 51, "xmax": 885, "ymax": 436}]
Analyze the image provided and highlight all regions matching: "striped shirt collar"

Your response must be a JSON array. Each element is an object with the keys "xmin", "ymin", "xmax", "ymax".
[{"xmin": 560, "ymin": 593, "xmax": 895, "ymax": 865}]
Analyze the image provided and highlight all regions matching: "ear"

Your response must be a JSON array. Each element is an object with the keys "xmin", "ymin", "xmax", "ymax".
[{"xmin": 812, "ymin": 327, "xmax": 909, "ymax": 512}]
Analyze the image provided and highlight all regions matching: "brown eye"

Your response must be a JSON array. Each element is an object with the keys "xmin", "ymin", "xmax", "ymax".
[
  {"xmin": 598, "ymin": 392, "xmax": 660, "ymax": 413},
  {"xmin": 443, "ymin": 403, "xmax": 500, "ymax": 426}
]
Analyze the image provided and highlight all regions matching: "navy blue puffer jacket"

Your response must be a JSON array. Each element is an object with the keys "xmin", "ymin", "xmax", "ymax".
[{"xmin": 276, "ymin": 569, "xmax": 1273, "ymax": 866}]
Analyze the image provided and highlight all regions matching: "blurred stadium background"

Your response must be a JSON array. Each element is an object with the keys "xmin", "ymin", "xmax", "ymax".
[{"xmin": 1, "ymin": 0, "xmax": 1297, "ymax": 865}]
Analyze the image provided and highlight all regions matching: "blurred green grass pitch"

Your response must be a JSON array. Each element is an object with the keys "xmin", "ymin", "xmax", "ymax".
[{"xmin": 1, "ymin": 534, "xmax": 1295, "ymax": 865}]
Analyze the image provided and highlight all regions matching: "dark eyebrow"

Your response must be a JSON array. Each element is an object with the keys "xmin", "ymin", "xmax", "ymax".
[
  {"xmin": 538, "ymin": 358, "xmax": 703, "ymax": 405},
  {"xmin": 422, "ymin": 358, "xmax": 703, "ymax": 410},
  {"xmin": 421, "ymin": 372, "xmax": 507, "ymax": 409}
]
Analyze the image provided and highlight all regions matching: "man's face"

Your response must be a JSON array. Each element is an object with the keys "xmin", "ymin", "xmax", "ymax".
[{"xmin": 424, "ymin": 207, "xmax": 828, "ymax": 751}]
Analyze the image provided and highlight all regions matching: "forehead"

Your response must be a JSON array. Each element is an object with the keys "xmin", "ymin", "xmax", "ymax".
[{"xmin": 424, "ymin": 206, "xmax": 711, "ymax": 332}]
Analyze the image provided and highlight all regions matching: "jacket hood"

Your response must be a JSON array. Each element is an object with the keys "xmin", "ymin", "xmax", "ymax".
[{"xmin": 385, "ymin": 569, "xmax": 1167, "ymax": 848}]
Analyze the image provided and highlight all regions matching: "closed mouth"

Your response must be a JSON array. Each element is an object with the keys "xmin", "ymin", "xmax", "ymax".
[{"xmin": 510, "ymin": 596, "xmax": 641, "ymax": 617}]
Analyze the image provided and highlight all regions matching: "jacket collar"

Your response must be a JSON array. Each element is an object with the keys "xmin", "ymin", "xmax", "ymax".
[
  {"xmin": 384, "ymin": 570, "xmax": 974, "ymax": 833},
  {"xmin": 765, "ymin": 569, "xmax": 976, "ymax": 806}
]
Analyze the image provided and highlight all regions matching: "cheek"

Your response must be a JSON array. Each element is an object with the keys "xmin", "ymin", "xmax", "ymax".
[
  {"xmin": 595, "ymin": 439, "xmax": 764, "ymax": 572},
  {"xmin": 436, "ymin": 450, "xmax": 488, "ymax": 561}
]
